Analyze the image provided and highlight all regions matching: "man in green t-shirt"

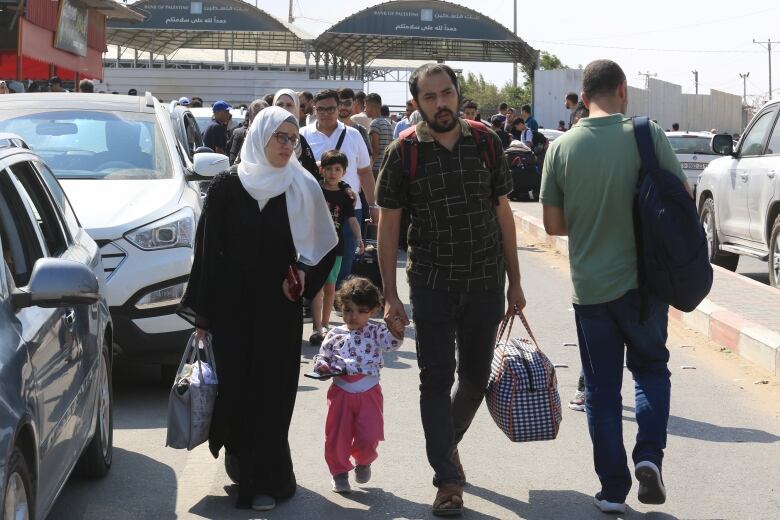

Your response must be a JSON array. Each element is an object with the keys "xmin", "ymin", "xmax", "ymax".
[{"xmin": 540, "ymin": 60, "xmax": 691, "ymax": 514}]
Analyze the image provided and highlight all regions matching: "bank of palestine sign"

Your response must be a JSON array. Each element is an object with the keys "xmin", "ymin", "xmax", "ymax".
[
  {"xmin": 332, "ymin": 1, "xmax": 513, "ymax": 41},
  {"xmin": 109, "ymin": 0, "xmax": 289, "ymax": 32},
  {"xmin": 54, "ymin": 0, "xmax": 89, "ymax": 57}
]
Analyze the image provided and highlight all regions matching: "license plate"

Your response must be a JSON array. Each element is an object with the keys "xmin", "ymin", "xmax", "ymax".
[{"xmin": 681, "ymin": 162, "xmax": 707, "ymax": 170}]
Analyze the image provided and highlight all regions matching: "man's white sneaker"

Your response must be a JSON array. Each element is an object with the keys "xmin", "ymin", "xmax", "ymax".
[
  {"xmin": 635, "ymin": 461, "xmax": 666, "ymax": 504},
  {"xmin": 251, "ymin": 494, "xmax": 276, "ymax": 511},
  {"xmin": 593, "ymin": 493, "xmax": 626, "ymax": 514}
]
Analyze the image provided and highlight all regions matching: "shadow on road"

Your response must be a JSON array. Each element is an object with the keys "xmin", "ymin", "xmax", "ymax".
[
  {"xmin": 112, "ymin": 362, "xmax": 169, "ymax": 430},
  {"xmin": 622, "ymin": 406, "xmax": 780, "ymax": 443},
  {"xmin": 467, "ymin": 484, "xmax": 681, "ymax": 520},
  {"xmin": 49, "ymin": 448, "xmax": 177, "ymax": 520},
  {"xmin": 740, "ymin": 271, "xmax": 770, "ymax": 285},
  {"xmin": 187, "ymin": 484, "xmax": 431, "ymax": 519}
]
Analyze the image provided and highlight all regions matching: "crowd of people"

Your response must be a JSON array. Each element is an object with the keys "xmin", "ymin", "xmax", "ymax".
[
  {"xmin": 5, "ymin": 61, "xmax": 680, "ymax": 518},
  {"xmin": 174, "ymin": 57, "xmax": 679, "ymax": 519}
]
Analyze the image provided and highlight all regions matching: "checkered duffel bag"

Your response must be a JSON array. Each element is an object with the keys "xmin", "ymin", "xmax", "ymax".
[{"xmin": 486, "ymin": 312, "xmax": 562, "ymax": 442}]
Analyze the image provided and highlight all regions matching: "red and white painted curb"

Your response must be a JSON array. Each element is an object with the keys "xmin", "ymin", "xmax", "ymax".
[{"xmin": 513, "ymin": 209, "xmax": 780, "ymax": 376}]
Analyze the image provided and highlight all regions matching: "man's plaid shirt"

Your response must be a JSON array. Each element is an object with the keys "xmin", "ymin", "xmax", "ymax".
[{"xmin": 376, "ymin": 119, "xmax": 513, "ymax": 292}]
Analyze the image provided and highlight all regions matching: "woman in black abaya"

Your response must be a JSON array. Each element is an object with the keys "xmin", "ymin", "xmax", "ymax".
[{"xmin": 178, "ymin": 106, "xmax": 337, "ymax": 511}]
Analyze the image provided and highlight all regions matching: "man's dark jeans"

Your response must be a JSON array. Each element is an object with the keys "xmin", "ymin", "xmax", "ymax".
[
  {"xmin": 410, "ymin": 285, "xmax": 504, "ymax": 487},
  {"xmin": 573, "ymin": 289, "xmax": 671, "ymax": 503}
]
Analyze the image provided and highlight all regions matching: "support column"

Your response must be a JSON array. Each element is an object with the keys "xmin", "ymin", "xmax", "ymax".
[
  {"xmin": 304, "ymin": 41, "xmax": 311, "ymax": 77},
  {"xmin": 531, "ymin": 50, "xmax": 541, "ymax": 112},
  {"xmin": 116, "ymin": 45, "xmax": 121, "ymax": 68},
  {"xmin": 133, "ymin": 49, "xmax": 138, "ymax": 68},
  {"xmin": 340, "ymin": 58, "xmax": 345, "ymax": 80},
  {"xmin": 314, "ymin": 50, "xmax": 320, "ymax": 79},
  {"xmin": 224, "ymin": 49, "xmax": 229, "ymax": 71},
  {"xmin": 360, "ymin": 43, "xmax": 366, "ymax": 83}
]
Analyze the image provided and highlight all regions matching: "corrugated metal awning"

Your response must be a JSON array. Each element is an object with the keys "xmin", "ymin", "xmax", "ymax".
[
  {"xmin": 107, "ymin": 0, "xmax": 312, "ymax": 55},
  {"xmin": 314, "ymin": 0, "xmax": 537, "ymax": 67}
]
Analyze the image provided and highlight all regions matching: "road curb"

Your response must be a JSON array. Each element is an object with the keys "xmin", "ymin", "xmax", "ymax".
[{"xmin": 513, "ymin": 209, "xmax": 779, "ymax": 376}]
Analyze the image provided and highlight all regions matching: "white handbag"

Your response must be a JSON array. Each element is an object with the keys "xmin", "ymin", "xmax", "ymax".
[{"xmin": 166, "ymin": 332, "xmax": 219, "ymax": 450}]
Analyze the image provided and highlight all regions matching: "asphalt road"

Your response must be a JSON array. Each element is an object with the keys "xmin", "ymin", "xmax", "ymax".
[
  {"xmin": 512, "ymin": 199, "xmax": 775, "ymax": 287},
  {"xmin": 48, "ymin": 239, "xmax": 780, "ymax": 520}
]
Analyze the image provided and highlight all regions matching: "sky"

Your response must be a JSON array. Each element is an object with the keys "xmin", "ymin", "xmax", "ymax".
[{"xmin": 251, "ymin": 0, "xmax": 780, "ymax": 107}]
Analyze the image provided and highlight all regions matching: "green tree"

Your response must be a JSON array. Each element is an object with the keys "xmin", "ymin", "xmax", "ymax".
[
  {"xmin": 455, "ymin": 52, "xmax": 566, "ymax": 115},
  {"xmin": 521, "ymin": 51, "xmax": 567, "ymax": 99},
  {"xmin": 458, "ymin": 72, "xmax": 503, "ymax": 113},
  {"xmin": 499, "ymin": 84, "xmax": 530, "ymax": 112}
]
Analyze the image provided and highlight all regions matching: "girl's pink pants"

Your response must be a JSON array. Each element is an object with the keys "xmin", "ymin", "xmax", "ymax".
[{"xmin": 324, "ymin": 379, "xmax": 384, "ymax": 476}]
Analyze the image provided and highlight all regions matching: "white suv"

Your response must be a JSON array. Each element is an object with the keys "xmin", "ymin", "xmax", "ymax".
[
  {"xmin": 698, "ymin": 99, "xmax": 780, "ymax": 286},
  {"xmin": 0, "ymin": 93, "xmax": 229, "ymax": 367},
  {"xmin": 665, "ymin": 131, "xmax": 718, "ymax": 195}
]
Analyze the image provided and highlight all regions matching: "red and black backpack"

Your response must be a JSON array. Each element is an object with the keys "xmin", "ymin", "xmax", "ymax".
[
  {"xmin": 394, "ymin": 119, "xmax": 500, "ymax": 249},
  {"xmin": 397, "ymin": 119, "xmax": 498, "ymax": 179}
]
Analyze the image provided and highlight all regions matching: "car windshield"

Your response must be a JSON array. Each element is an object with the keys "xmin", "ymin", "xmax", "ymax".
[
  {"xmin": 0, "ymin": 110, "xmax": 173, "ymax": 180},
  {"xmin": 668, "ymin": 136, "xmax": 716, "ymax": 155}
]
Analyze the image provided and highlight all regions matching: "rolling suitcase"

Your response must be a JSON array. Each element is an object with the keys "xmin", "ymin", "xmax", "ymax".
[{"xmin": 351, "ymin": 239, "xmax": 383, "ymax": 291}]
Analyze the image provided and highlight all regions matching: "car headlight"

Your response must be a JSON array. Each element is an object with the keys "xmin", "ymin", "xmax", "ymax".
[
  {"xmin": 124, "ymin": 208, "xmax": 195, "ymax": 251},
  {"xmin": 135, "ymin": 281, "xmax": 188, "ymax": 309}
]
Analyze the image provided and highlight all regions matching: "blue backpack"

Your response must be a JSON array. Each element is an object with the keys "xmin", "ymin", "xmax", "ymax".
[{"xmin": 632, "ymin": 117, "xmax": 713, "ymax": 314}]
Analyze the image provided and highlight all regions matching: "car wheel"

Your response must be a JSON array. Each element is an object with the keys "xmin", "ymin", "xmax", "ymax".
[
  {"xmin": 75, "ymin": 343, "xmax": 113, "ymax": 478},
  {"xmin": 700, "ymin": 198, "xmax": 739, "ymax": 271},
  {"xmin": 3, "ymin": 447, "xmax": 33, "ymax": 520},
  {"xmin": 768, "ymin": 215, "xmax": 780, "ymax": 288}
]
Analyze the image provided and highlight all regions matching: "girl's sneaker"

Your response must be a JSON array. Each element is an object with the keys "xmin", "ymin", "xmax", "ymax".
[
  {"xmin": 568, "ymin": 390, "xmax": 586, "ymax": 411},
  {"xmin": 355, "ymin": 464, "xmax": 372, "ymax": 484},
  {"xmin": 332, "ymin": 473, "xmax": 351, "ymax": 493}
]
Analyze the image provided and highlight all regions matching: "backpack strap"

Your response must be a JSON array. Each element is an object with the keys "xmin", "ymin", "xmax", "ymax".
[
  {"xmin": 466, "ymin": 119, "xmax": 497, "ymax": 170},
  {"xmin": 398, "ymin": 125, "xmax": 420, "ymax": 179},
  {"xmin": 632, "ymin": 117, "xmax": 660, "ymax": 177},
  {"xmin": 632, "ymin": 116, "xmax": 654, "ymax": 324},
  {"xmin": 335, "ymin": 127, "xmax": 347, "ymax": 151}
]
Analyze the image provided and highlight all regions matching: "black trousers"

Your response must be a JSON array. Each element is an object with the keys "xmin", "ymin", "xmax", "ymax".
[{"xmin": 410, "ymin": 285, "xmax": 504, "ymax": 486}]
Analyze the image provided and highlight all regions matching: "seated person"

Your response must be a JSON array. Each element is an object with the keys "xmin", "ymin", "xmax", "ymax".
[{"xmin": 91, "ymin": 120, "xmax": 152, "ymax": 171}]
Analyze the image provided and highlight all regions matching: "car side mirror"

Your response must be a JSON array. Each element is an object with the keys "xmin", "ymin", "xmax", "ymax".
[
  {"xmin": 11, "ymin": 258, "xmax": 99, "ymax": 310},
  {"xmin": 711, "ymin": 133, "xmax": 734, "ymax": 156},
  {"xmin": 188, "ymin": 152, "xmax": 229, "ymax": 180}
]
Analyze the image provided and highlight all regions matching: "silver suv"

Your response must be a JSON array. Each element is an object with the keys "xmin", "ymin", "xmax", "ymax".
[
  {"xmin": 0, "ymin": 135, "xmax": 113, "ymax": 519},
  {"xmin": 698, "ymin": 99, "xmax": 780, "ymax": 286}
]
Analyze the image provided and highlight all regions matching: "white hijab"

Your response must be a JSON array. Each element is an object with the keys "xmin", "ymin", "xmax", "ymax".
[
  {"xmin": 273, "ymin": 88, "xmax": 300, "ymax": 118},
  {"xmin": 273, "ymin": 88, "xmax": 304, "ymax": 157},
  {"xmin": 238, "ymin": 106, "xmax": 337, "ymax": 266}
]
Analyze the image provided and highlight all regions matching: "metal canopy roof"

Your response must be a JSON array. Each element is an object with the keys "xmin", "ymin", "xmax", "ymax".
[
  {"xmin": 107, "ymin": 0, "xmax": 312, "ymax": 55},
  {"xmin": 81, "ymin": 0, "xmax": 146, "ymax": 21},
  {"xmin": 314, "ymin": 0, "xmax": 537, "ymax": 67}
]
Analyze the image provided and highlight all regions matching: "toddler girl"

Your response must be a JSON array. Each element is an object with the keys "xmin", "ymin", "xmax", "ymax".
[{"xmin": 313, "ymin": 277, "xmax": 403, "ymax": 493}]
